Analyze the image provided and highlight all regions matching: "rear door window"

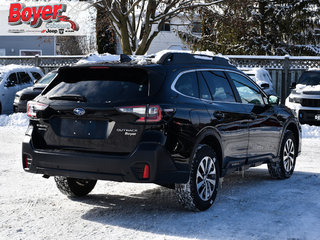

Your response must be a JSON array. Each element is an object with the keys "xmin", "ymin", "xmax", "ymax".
[
  {"xmin": 175, "ymin": 72, "xmax": 199, "ymax": 98},
  {"xmin": 45, "ymin": 68, "xmax": 148, "ymax": 104},
  {"xmin": 197, "ymin": 72, "xmax": 212, "ymax": 101},
  {"xmin": 201, "ymin": 71, "xmax": 236, "ymax": 102},
  {"xmin": 17, "ymin": 72, "xmax": 32, "ymax": 84}
]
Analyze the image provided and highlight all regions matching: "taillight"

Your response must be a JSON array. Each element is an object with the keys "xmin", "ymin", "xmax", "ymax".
[
  {"xmin": 117, "ymin": 105, "xmax": 162, "ymax": 122},
  {"xmin": 27, "ymin": 101, "xmax": 48, "ymax": 119}
]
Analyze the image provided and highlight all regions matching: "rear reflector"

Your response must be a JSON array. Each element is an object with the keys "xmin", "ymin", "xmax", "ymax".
[
  {"xmin": 23, "ymin": 154, "xmax": 32, "ymax": 169},
  {"xmin": 143, "ymin": 164, "xmax": 150, "ymax": 179}
]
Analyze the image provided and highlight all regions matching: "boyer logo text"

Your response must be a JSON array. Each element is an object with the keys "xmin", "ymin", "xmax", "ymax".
[{"xmin": 8, "ymin": 3, "xmax": 79, "ymax": 31}]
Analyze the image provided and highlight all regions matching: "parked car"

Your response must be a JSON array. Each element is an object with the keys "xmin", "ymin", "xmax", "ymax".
[
  {"xmin": 22, "ymin": 52, "xmax": 301, "ymax": 211},
  {"xmin": 286, "ymin": 69, "xmax": 320, "ymax": 126},
  {"xmin": 241, "ymin": 67, "xmax": 276, "ymax": 95},
  {"xmin": 0, "ymin": 64, "xmax": 43, "ymax": 114},
  {"xmin": 14, "ymin": 70, "xmax": 57, "ymax": 113}
]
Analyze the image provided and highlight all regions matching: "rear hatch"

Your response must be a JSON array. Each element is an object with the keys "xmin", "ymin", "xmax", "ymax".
[{"xmin": 31, "ymin": 66, "xmax": 155, "ymax": 154}]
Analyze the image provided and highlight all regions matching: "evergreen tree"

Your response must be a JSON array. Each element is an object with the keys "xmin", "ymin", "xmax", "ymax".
[{"xmin": 188, "ymin": 1, "xmax": 320, "ymax": 55}]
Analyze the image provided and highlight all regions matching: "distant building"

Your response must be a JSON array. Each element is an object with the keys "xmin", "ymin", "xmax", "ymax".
[
  {"xmin": 0, "ymin": 36, "xmax": 56, "ymax": 56},
  {"xmin": 147, "ymin": 16, "xmax": 201, "ymax": 54}
]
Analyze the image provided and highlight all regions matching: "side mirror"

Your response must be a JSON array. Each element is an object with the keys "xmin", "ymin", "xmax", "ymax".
[
  {"xmin": 268, "ymin": 95, "xmax": 280, "ymax": 105},
  {"xmin": 290, "ymin": 82, "xmax": 296, "ymax": 89},
  {"xmin": 261, "ymin": 83, "xmax": 269, "ymax": 89}
]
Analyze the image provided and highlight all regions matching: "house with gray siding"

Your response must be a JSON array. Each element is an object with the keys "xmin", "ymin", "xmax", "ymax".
[{"xmin": 0, "ymin": 36, "xmax": 56, "ymax": 56}]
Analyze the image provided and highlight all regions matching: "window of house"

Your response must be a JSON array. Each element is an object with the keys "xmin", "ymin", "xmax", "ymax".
[
  {"xmin": 20, "ymin": 50, "xmax": 42, "ymax": 56},
  {"xmin": 191, "ymin": 22, "xmax": 202, "ymax": 33},
  {"xmin": 160, "ymin": 23, "xmax": 171, "ymax": 32}
]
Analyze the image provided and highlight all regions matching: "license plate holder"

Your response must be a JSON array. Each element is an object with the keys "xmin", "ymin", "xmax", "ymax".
[{"xmin": 60, "ymin": 119, "xmax": 108, "ymax": 139}]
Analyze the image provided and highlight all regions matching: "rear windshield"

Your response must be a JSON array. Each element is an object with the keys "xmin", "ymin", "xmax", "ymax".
[
  {"xmin": 298, "ymin": 72, "xmax": 320, "ymax": 86},
  {"xmin": 44, "ymin": 67, "xmax": 148, "ymax": 104}
]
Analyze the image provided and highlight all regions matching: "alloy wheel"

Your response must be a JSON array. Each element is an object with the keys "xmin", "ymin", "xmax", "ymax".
[
  {"xmin": 196, "ymin": 156, "xmax": 217, "ymax": 201},
  {"xmin": 283, "ymin": 138, "xmax": 295, "ymax": 172}
]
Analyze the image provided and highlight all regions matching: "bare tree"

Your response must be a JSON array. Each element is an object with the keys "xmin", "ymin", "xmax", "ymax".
[{"xmin": 90, "ymin": 0, "xmax": 223, "ymax": 55}]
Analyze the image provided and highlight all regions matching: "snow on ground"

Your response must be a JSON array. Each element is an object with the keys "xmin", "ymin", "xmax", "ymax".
[
  {"xmin": 0, "ymin": 114, "xmax": 319, "ymax": 240},
  {"xmin": 0, "ymin": 113, "xmax": 29, "ymax": 127}
]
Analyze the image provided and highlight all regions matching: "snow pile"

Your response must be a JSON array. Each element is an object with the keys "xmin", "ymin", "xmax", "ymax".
[
  {"xmin": 77, "ymin": 50, "xmax": 229, "ymax": 65},
  {"xmin": 0, "ymin": 64, "xmax": 42, "ymax": 78},
  {"xmin": 0, "ymin": 113, "xmax": 29, "ymax": 127},
  {"xmin": 76, "ymin": 53, "xmax": 121, "ymax": 65},
  {"xmin": 301, "ymin": 124, "xmax": 320, "ymax": 139},
  {"xmin": 295, "ymin": 84, "xmax": 320, "ymax": 93}
]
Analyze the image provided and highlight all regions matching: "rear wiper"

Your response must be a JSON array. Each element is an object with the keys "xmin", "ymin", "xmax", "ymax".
[{"xmin": 49, "ymin": 94, "xmax": 87, "ymax": 102}]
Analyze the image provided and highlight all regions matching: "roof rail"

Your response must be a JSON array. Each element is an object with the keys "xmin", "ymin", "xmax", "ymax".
[{"xmin": 156, "ymin": 52, "xmax": 235, "ymax": 68}]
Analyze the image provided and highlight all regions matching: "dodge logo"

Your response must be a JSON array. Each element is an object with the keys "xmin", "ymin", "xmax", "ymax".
[{"xmin": 73, "ymin": 108, "xmax": 85, "ymax": 116}]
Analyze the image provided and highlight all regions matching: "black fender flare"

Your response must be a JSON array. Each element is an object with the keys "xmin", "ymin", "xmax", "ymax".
[
  {"xmin": 277, "ymin": 118, "xmax": 300, "ymax": 159},
  {"xmin": 188, "ymin": 126, "xmax": 224, "ymax": 171}
]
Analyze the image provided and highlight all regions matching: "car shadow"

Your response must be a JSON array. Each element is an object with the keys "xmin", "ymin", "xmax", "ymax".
[{"xmin": 77, "ymin": 168, "xmax": 320, "ymax": 239}]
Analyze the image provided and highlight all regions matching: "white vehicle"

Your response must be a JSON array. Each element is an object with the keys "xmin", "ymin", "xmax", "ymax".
[
  {"xmin": 241, "ymin": 68, "xmax": 276, "ymax": 95},
  {"xmin": 286, "ymin": 70, "xmax": 320, "ymax": 126},
  {"xmin": 0, "ymin": 65, "xmax": 43, "ymax": 114}
]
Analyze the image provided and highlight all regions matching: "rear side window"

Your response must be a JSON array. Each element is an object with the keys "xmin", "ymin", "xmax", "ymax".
[
  {"xmin": 31, "ymin": 72, "xmax": 42, "ymax": 80},
  {"xmin": 44, "ymin": 68, "xmax": 148, "ymax": 104},
  {"xmin": 175, "ymin": 72, "xmax": 199, "ymax": 98},
  {"xmin": 17, "ymin": 72, "xmax": 32, "ymax": 84},
  {"xmin": 201, "ymin": 71, "xmax": 236, "ymax": 102}
]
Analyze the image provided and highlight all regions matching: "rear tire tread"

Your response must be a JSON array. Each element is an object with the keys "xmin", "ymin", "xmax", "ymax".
[
  {"xmin": 175, "ymin": 144, "xmax": 219, "ymax": 211},
  {"xmin": 54, "ymin": 176, "xmax": 97, "ymax": 197}
]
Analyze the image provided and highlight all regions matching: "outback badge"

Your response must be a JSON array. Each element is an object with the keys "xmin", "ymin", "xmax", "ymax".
[{"xmin": 73, "ymin": 108, "xmax": 85, "ymax": 116}]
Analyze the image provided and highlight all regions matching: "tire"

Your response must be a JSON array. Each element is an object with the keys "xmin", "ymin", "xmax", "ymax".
[
  {"xmin": 54, "ymin": 176, "xmax": 97, "ymax": 197},
  {"xmin": 175, "ymin": 144, "xmax": 219, "ymax": 211},
  {"xmin": 268, "ymin": 130, "xmax": 296, "ymax": 179}
]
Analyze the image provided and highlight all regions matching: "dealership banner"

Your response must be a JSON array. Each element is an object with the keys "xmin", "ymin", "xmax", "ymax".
[{"xmin": 0, "ymin": 0, "xmax": 91, "ymax": 36}]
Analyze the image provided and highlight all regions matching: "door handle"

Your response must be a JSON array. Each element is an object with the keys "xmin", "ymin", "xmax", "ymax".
[{"xmin": 214, "ymin": 111, "xmax": 224, "ymax": 120}]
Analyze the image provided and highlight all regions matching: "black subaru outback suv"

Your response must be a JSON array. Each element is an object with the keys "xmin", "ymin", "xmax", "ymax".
[{"xmin": 23, "ymin": 52, "xmax": 301, "ymax": 211}]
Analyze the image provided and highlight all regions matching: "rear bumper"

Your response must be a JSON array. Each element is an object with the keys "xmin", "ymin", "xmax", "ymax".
[{"xmin": 22, "ymin": 134, "xmax": 189, "ymax": 184}]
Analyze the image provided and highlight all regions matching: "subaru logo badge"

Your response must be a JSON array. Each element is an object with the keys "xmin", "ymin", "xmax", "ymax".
[{"xmin": 73, "ymin": 108, "xmax": 85, "ymax": 116}]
